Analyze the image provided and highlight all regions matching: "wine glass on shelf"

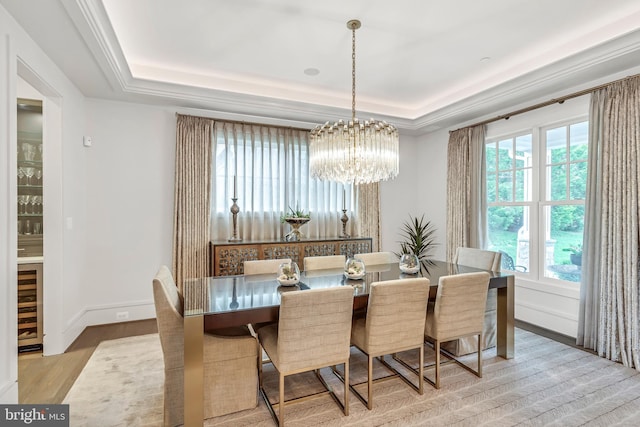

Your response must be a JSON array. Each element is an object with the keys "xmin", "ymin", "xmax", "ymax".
[
  {"xmin": 35, "ymin": 169, "xmax": 42, "ymax": 186},
  {"xmin": 24, "ymin": 168, "xmax": 36, "ymax": 185},
  {"xmin": 21, "ymin": 143, "xmax": 35, "ymax": 161},
  {"xmin": 19, "ymin": 195, "xmax": 29, "ymax": 214},
  {"xmin": 23, "ymin": 167, "xmax": 35, "ymax": 186},
  {"xmin": 17, "ymin": 196, "xmax": 24, "ymax": 215},
  {"xmin": 17, "ymin": 168, "xmax": 25, "ymax": 186},
  {"xmin": 30, "ymin": 197, "xmax": 39, "ymax": 216}
]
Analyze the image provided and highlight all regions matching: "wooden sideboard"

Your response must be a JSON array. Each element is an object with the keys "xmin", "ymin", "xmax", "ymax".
[{"xmin": 210, "ymin": 237, "xmax": 372, "ymax": 276}]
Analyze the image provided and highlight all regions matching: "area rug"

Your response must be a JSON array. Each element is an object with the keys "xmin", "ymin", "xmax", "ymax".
[{"xmin": 63, "ymin": 329, "xmax": 640, "ymax": 426}]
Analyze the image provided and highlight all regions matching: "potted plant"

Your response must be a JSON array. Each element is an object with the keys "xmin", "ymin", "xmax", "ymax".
[
  {"xmin": 394, "ymin": 214, "xmax": 438, "ymax": 270},
  {"xmin": 563, "ymin": 244, "xmax": 582, "ymax": 266},
  {"xmin": 281, "ymin": 203, "xmax": 310, "ymax": 241},
  {"xmin": 280, "ymin": 203, "xmax": 310, "ymax": 222}
]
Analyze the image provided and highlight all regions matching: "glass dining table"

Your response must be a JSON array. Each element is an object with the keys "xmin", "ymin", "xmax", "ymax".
[{"xmin": 182, "ymin": 260, "xmax": 515, "ymax": 427}]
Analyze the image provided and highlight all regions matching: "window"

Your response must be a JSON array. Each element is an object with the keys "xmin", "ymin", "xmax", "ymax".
[
  {"xmin": 486, "ymin": 119, "xmax": 588, "ymax": 283},
  {"xmin": 486, "ymin": 133, "xmax": 533, "ymax": 272},
  {"xmin": 210, "ymin": 122, "xmax": 349, "ymax": 241}
]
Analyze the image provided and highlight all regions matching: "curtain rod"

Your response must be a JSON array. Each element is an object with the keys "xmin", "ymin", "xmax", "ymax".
[
  {"xmin": 175, "ymin": 112, "xmax": 311, "ymax": 133},
  {"xmin": 450, "ymin": 72, "xmax": 640, "ymax": 134}
]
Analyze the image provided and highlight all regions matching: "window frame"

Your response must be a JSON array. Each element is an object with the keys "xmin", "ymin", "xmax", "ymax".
[{"xmin": 485, "ymin": 115, "xmax": 588, "ymax": 286}]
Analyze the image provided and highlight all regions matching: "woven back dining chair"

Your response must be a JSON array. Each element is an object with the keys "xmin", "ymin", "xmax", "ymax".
[
  {"xmin": 446, "ymin": 247, "xmax": 501, "ymax": 356},
  {"xmin": 355, "ymin": 251, "xmax": 396, "ymax": 266},
  {"xmin": 424, "ymin": 271, "xmax": 490, "ymax": 389},
  {"xmin": 257, "ymin": 286, "xmax": 354, "ymax": 426},
  {"xmin": 243, "ymin": 258, "xmax": 291, "ymax": 275},
  {"xmin": 303, "ymin": 254, "xmax": 346, "ymax": 271},
  {"xmin": 348, "ymin": 277, "xmax": 430, "ymax": 409}
]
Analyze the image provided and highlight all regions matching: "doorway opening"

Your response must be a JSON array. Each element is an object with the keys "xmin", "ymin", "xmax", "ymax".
[{"xmin": 17, "ymin": 97, "xmax": 44, "ymax": 354}]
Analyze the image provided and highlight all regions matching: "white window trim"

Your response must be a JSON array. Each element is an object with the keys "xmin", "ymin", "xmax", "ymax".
[{"xmin": 485, "ymin": 109, "xmax": 588, "ymax": 287}]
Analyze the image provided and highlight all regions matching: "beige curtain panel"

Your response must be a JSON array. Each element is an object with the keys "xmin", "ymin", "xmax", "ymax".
[
  {"xmin": 356, "ymin": 183, "xmax": 381, "ymax": 251},
  {"xmin": 172, "ymin": 114, "xmax": 214, "ymax": 292},
  {"xmin": 578, "ymin": 76, "xmax": 640, "ymax": 371},
  {"xmin": 446, "ymin": 125, "xmax": 486, "ymax": 261}
]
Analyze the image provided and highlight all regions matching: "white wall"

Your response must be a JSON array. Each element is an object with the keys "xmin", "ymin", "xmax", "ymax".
[
  {"xmin": 414, "ymin": 129, "xmax": 449, "ymax": 261},
  {"xmin": 379, "ymin": 133, "xmax": 422, "ymax": 253},
  {"xmin": 77, "ymin": 99, "xmax": 175, "ymax": 326}
]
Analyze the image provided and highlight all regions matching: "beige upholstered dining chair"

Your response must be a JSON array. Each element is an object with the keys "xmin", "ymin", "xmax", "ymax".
[
  {"xmin": 243, "ymin": 258, "xmax": 291, "ymax": 275},
  {"xmin": 424, "ymin": 271, "xmax": 490, "ymax": 389},
  {"xmin": 349, "ymin": 278, "xmax": 430, "ymax": 409},
  {"xmin": 453, "ymin": 247, "xmax": 501, "ymax": 271},
  {"xmin": 446, "ymin": 247, "xmax": 501, "ymax": 356},
  {"xmin": 243, "ymin": 258, "xmax": 293, "ymax": 336},
  {"xmin": 153, "ymin": 266, "xmax": 259, "ymax": 426},
  {"xmin": 355, "ymin": 251, "xmax": 396, "ymax": 266},
  {"xmin": 303, "ymin": 254, "xmax": 346, "ymax": 271},
  {"xmin": 257, "ymin": 286, "xmax": 354, "ymax": 426}
]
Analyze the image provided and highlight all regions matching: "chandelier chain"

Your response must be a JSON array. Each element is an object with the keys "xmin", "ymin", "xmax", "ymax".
[{"xmin": 351, "ymin": 22, "xmax": 356, "ymax": 122}]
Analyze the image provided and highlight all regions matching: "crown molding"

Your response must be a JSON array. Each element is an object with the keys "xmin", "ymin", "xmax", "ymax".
[
  {"xmin": 74, "ymin": 0, "xmax": 640, "ymax": 135},
  {"xmin": 410, "ymin": 28, "xmax": 640, "ymax": 134},
  {"xmin": 69, "ymin": 0, "xmax": 132, "ymax": 90}
]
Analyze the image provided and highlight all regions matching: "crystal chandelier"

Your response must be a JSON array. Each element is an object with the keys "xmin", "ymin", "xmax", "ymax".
[{"xmin": 309, "ymin": 19, "xmax": 399, "ymax": 185}]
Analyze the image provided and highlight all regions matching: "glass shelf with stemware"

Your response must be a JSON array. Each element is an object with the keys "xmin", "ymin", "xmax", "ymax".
[
  {"xmin": 18, "ymin": 160, "xmax": 42, "ymax": 167},
  {"xmin": 17, "ymin": 134, "xmax": 44, "ymax": 258}
]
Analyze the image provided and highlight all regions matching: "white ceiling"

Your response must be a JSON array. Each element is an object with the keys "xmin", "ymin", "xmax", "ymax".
[{"xmin": 3, "ymin": 0, "xmax": 640, "ymax": 133}]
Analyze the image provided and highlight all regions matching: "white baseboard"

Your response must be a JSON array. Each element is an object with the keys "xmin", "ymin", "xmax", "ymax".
[
  {"xmin": 516, "ymin": 300, "xmax": 578, "ymax": 337},
  {"xmin": 80, "ymin": 300, "xmax": 156, "ymax": 326},
  {"xmin": 0, "ymin": 380, "xmax": 18, "ymax": 404},
  {"xmin": 53, "ymin": 300, "xmax": 156, "ymax": 355}
]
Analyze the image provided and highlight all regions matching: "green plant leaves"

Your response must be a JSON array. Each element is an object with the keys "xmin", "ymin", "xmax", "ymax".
[{"xmin": 394, "ymin": 214, "xmax": 437, "ymax": 263}]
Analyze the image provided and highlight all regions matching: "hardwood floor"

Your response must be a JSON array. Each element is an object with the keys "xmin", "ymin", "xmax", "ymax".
[{"xmin": 18, "ymin": 319, "xmax": 157, "ymax": 404}]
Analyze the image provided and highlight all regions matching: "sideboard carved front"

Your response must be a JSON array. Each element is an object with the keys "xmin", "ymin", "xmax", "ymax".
[{"xmin": 210, "ymin": 237, "xmax": 372, "ymax": 276}]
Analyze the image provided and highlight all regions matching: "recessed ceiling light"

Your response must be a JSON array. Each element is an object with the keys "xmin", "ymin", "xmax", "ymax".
[
  {"xmin": 304, "ymin": 68, "xmax": 320, "ymax": 76},
  {"xmin": 480, "ymin": 57, "xmax": 491, "ymax": 63}
]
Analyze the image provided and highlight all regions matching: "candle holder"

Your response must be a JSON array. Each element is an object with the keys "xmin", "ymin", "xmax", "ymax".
[
  {"xmin": 228, "ymin": 197, "xmax": 242, "ymax": 242},
  {"xmin": 340, "ymin": 209, "xmax": 350, "ymax": 238}
]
